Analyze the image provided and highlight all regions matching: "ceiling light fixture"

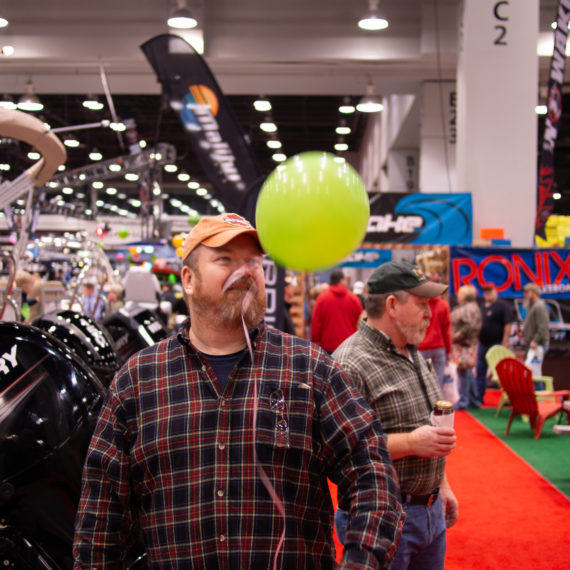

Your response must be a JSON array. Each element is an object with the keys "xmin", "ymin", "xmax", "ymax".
[
  {"xmin": 266, "ymin": 139, "xmax": 282, "ymax": 149},
  {"xmin": 358, "ymin": 0, "xmax": 389, "ymax": 31},
  {"xmin": 0, "ymin": 94, "xmax": 17, "ymax": 110},
  {"xmin": 336, "ymin": 120, "xmax": 352, "ymax": 135},
  {"xmin": 260, "ymin": 121, "xmax": 277, "ymax": 133},
  {"xmin": 110, "ymin": 121, "xmax": 126, "ymax": 132},
  {"xmin": 339, "ymin": 96, "xmax": 356, "ymax": 114},
  {"xmin": 83, "ymin": 94, "xmax": 104, "ymax": 111},
  {"xmin": 89, "ymin": 149, "xmax": 103, "ymax": 161},
  {"xmin": 18, "ymin": 79, "xmax": 44, "ymax": 112},
  {"xmin": 0, "ymin": 12, "xmax": 8, "ymax": 28},
  {"xmin": 356, "ymin": 80, "xmax": 384, "ymax": 113},
  {"xmin": 168, "ymin": 0, "xmax": 198, "ymax": 29},
  {"xmin": 253, "ymin": 97, "xmax": 272, "ymax": 112},
  {"xmin": 63, "ymin": 134, "xmax": 80, "ymax": 148}
]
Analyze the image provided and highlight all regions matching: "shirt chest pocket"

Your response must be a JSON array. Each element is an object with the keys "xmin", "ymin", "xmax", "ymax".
[{"xmin": 254, "ymin": 384, "xmax": 317, "ymax": 458}]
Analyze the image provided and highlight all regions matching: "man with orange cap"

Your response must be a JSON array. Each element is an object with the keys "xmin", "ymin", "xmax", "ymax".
[{"xmin": 74, "ymin": 213, "xmax": 404, "ymax": 569}]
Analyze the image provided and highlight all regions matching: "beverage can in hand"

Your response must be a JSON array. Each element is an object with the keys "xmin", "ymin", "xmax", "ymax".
[{"xmin": 430, "ymin": 400, "xmax": 454, "ymax": 428}]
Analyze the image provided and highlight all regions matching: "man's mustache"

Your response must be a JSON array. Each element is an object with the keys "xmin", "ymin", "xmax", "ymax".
[{"xmin": 226, "ymin": 277, "xmax": 255, "ymax": 291}]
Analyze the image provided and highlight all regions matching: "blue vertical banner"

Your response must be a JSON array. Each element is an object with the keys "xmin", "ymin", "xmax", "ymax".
[{"xmin": 536, "ymin": 0, "xmax": 570, "ymax": 241}]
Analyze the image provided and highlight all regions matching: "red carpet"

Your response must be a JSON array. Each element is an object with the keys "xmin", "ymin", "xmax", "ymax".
[
  {"xmin": 445, "ymin": 410, "xmax": 569, "ymax": 569},
  {"xmin": 330, "ymin": 408, "xmax": 569, "ymax": 568}
]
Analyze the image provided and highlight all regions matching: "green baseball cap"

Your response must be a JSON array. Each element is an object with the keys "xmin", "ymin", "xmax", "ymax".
[{"xmin": 367, "ymin": 261, "xmax": 448, "ymax": 297}]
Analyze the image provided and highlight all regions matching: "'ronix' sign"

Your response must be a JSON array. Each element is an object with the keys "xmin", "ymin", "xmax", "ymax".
[{"xmin": 450, "ymin": 247, "xmax": 570, "ymax": 298}]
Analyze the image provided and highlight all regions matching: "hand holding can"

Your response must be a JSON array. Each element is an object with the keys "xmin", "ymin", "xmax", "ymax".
[{"xmin": 430, "ymin": 400, "xmax": 454, "ymax": 428}]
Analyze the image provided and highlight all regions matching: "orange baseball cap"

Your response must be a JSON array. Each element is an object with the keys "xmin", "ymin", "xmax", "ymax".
[{"xmin": 181, "ymin": 213, "xmax": 262, "ymax": 261}]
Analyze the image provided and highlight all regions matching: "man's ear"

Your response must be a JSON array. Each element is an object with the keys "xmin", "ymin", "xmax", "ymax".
[
  {"xmin": 386, "ymin": 294, "xmax": 399, "ymax": 316},
  {"xmin": 181, "ymin": 265, "xmax": 194, "ymax": 297}
]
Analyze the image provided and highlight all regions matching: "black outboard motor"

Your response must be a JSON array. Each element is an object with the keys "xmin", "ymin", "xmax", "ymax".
[
  {"xmin": 32, "ymin": 310, "xmax": 122, "ymax": 388},
  {"xmin": 103, "ymin": 303, "xmax": 169, "ymax": 362},
  {"xmin": 0, "ymin": 321, "xmax": 106, "ymax": 568}
]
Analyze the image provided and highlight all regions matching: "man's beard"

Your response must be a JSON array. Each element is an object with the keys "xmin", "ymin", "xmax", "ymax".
[
  {"xmin": 192, "ymin": 276, "xmax": 266, "ymax": 329},
  {"xmin": 394, "ymin": 318, "xmax": 430, "ymax": 346}
]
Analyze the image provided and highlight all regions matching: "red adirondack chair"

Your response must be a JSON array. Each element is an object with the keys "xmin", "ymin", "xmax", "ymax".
[{"xmin": 495, "ymin": 358, "xmax": 570, "ymax": 440}]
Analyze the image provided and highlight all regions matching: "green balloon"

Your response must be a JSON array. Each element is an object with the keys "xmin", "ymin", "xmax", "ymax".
[{"xmin": 255, "ymin": 152, "xmax": 369, "ymax": 271}]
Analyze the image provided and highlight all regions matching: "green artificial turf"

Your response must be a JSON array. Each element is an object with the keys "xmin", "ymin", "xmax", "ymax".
[{"xmin": 468, "ymin": 407, "xmax": 570, "ymax": 497}]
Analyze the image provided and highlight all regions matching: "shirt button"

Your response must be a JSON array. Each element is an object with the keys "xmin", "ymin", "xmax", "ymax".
[
  {"xmin": 219, "ymin": 534, "xmax": 226, "ymax": 542},
  {"xmin": 201, "ymin": 364, "xmax": 207, "ymax": 371},
  {"xmin": 218, "ymin": 442, "xmax": 226, "ymax": 450},
  {"xmin": 217, "ymin": 489, "xmax": 224, "ymax": 497}
]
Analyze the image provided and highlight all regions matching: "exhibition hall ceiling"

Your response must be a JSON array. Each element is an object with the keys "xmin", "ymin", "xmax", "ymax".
[{"xmin": 0, "ymin": 0, "xmax": 567, "ymax": 218}]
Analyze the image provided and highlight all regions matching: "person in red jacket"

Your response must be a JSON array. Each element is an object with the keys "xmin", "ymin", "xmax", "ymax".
[
  {"xmin": 418, "ymin": 294, "xmax": 452, "ymax": 387},
  {"xmin": 311, "ymin": 269, "xmax": 363, "ymax": 353}
]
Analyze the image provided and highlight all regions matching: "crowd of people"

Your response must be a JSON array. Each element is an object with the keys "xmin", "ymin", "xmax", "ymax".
[
  {"xmin": 6, "ymin": 213, "xmax": 545, "ymax": 568},
  {"xmin": 7, "ymin": 266, "xmax": 190, "ymax": 330}
]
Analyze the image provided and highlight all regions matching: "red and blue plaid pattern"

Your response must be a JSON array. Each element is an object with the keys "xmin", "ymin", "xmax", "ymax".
[{"xmin": 74, "ymin": 322, "xmax": 404, "ymax": 568}]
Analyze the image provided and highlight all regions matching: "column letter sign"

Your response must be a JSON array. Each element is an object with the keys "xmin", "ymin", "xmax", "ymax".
[{"xmin": 494, "ymin": 1, "xmax": 509, "ymax": 46}]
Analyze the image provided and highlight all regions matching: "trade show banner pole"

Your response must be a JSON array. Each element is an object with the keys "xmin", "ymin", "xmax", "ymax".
[{"xmin": 535, "ymin": 0, "xmax": 570, "ymax": 242}]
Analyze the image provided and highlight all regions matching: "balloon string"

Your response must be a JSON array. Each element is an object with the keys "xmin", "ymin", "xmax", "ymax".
[
  {"xmin": 223, "ymin": 264, "xmax": 286, "ymax": 569},
  {"xmin": 246, "ymin": 313, "xmax": 286, "ymax": 570}
]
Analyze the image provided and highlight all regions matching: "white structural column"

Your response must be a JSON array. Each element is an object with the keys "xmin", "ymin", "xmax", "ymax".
[
  {"xmin": 358, "ymin": 94, "xmax": 419, "ymax": 193},
  {"xmin": 456, "ymin": 0, "xmax": 538, "ymax": 246},
  {"xmin": 420, "ymin": 81, "xmax": 457, "ymax": 193}
]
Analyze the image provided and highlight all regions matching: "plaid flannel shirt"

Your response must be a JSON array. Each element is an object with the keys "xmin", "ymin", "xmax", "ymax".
[
  {"xmin": 333, "ymin": 320, "xmax": 445, "ymax": 495},
  {"xmin": 73, "ymin": 321, "xmax": 404, "ymax": 569}
]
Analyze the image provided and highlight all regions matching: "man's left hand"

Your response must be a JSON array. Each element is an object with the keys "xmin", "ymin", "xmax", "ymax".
[{"xmin": 440, "ymin": 485, "xmax": 459, "ymax": 528}]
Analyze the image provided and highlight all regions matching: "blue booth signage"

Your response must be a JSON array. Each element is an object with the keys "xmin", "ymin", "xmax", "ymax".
[{"xmin": 450, "ymin": 247, "xmax": 570, "ymax": 298}]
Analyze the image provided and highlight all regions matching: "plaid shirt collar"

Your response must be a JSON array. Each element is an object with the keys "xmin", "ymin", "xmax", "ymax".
[
  {"xmin": 176, "ymin": 318, "xmax": 266, "ymax": 350},
  {"xmin": 360, "ymin": 319, "xmax": 419, "ymax": 360}
]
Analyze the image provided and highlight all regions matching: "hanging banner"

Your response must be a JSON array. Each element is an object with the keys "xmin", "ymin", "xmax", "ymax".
[
  {"xmin": 535, "ymin": 0, "xmax": 570, "ymax": 242},
  {"xmin": 449, "ymin": 246, "xmax": 570, "ymax": 299},
  {"xmin": 141, "ymin": 34, "xmax": 263, "ymax": 213},
  {"xmin": 140, "ymin": 34, "xmax": 286, "ymax": 331},
  {"xmin": 364, "ymin": 193, "xmax": 472, "ymax": 245}
]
